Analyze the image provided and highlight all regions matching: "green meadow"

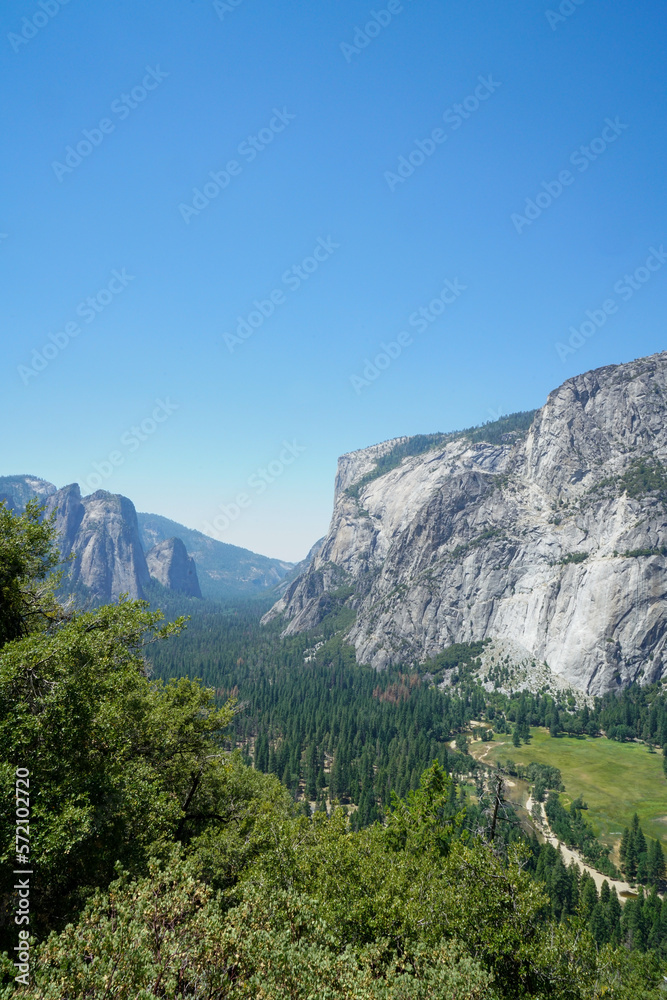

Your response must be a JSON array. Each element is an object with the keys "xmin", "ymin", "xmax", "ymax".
[{"xmin": 482, "ymin": 727, "xmax": 667, "ymax": 850}]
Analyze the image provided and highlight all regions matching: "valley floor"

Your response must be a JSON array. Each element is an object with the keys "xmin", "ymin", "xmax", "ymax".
[
  {"xmin": 472, "ymin": 727, "xmax": 667, "ymax": 850},
  {"xmin": 469, "ymin": 727, "xmax": 667, "ymax": 902}
]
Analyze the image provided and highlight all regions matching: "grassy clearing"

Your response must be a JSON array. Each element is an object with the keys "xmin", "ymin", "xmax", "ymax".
[{"xmin": 481, "ymin": 727, "xmax": 667, "ymax": 849}]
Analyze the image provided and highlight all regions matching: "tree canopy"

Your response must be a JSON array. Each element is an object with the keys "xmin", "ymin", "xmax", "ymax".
[{"xmin": 0, "ymin": 500, "xmax": 666, "ymax": 998}]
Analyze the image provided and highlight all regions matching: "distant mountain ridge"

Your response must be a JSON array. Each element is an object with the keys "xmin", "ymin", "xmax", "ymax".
[
  {"xmin": 0, "ymin": 475, "xmax": 56, "ymax": 509},
  {"xmin": 137, "ymin": 512, "xmax": 293, "ymax": 600},
  {"xmin": 0, "ymin": 476, "xmax": 293, "ymax": 603}
]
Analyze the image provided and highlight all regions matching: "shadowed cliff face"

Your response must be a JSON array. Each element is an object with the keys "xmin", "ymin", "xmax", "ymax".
[
  {"xmin": 145, "ymin": 537, "xmax": 202, "ymax": 598},
  {"xmin": 45, "ymin": 486, "xmax": 151, "ymax": 603},
  {"xmin": 266, "ymin": 352, "xmax": 667, "ymax": 696}
]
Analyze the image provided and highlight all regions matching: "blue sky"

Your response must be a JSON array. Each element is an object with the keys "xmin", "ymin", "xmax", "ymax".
[{"xmin": 2, "ymin": 0, "xmax": 666, "ymax": 561}]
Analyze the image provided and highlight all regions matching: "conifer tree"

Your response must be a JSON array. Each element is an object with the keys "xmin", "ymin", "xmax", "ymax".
[
  {"xmin": 660, "ymin": 896, "xmax": 667, "ymax": 956},
  {"xmin": 622, "ymin": 888, "xmax": 647, "ymax": 951},
  {"xmin": 624, "ymin": 821, "xmax": 638, "ymax": 880},
  {"xmin": 568, "ymin": 863, "xmax": 580, "ymax": 913},
  {"xmin": 635, "ymin": 824, "xmax": 648, "ymax": 882},
  {"xmin": 648, "ymin": 838, "xmax": 666, "ymax": 886},
  {"xmin": 579, "ymin": 872, "xmax": 598, "ymax": 920},
  {"xmin": 589, "ymin": 901, "xmax": 608, "ymax": 944},
  {"xmin": 607, "ymin": 887, "xmax": 623, "ymax": 945},
  {"xmin": 305, "ymin": 741, "xmax": 318, "ymax": 800}
]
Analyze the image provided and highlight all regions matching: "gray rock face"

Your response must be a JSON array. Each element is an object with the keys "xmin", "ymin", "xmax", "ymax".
[
  {"xmin": 45, "ymin": 486, "xmax": 150, "ymax": 604},
  {"xmin": 266, "ymin": 352, "xmax": 667, "ymax": 695},
  {"xmin": 145, "ymin": 537, "xmax": 202, "ymax": 598},
  {"xmin": 0, "ymin": 475, "xmax": 56, "ymax": 511}
]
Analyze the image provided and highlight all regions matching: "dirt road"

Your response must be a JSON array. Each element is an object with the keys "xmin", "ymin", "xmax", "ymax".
[
  {"xmin": 525, "ymin": 795, "xmax": 635, "ymax": 897},
  {"xmin": 468, "ymin": 736, "xmax": 636, "ymax": 899}
]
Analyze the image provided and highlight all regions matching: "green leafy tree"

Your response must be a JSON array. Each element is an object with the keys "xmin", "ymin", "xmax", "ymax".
[
  {"xmin": 0, "ymin": 499, "xmax": 61, "ymax": 647},
  {"xmin": 0, "ymin": 597, "xmax": 237, "ymax": 943},
  {"xmin": 0, "ymin": 498, "xmax": 238, "ymax": 944},
  {"xmin": 383, "ymin": 760, "xmax": 462, "ymax": 857},
  {"xmin": 18, "ymin": 851, "xmax": 499, "ymax": 1000}
]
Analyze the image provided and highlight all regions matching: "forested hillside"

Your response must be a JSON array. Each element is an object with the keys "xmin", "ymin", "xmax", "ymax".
[
  {"xmin": 1, "ymin": 501, "xmax": 666, "ymax": 998},
  {"xmin": 150, "ymin": 596, "xmax": 667, "ymax": 824}
]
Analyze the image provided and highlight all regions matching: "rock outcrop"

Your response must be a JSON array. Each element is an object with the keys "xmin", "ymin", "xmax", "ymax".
[
  {"xmin": 145, "ymin": 537, "xmax": 202, "ymax": 598},
  {"xmin": 0, "ymin": 475, "xmax": 56, "ymax": 510},
  {"xmin": 45, "ymin": 486, "xmax": 151, "ymax": 603},
  {"xmin": 266, "ymin": 352, "xmax": 667, "ymax": 696},
  {"xmin": 137, "ymin": 513, "xmax": 293, "ymax": 600}
]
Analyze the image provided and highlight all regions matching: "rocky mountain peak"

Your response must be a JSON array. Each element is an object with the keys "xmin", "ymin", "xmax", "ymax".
[
  {"xmin": 44, "ymin": 486, "xmax": 150, "ymax": 604},
  {"xmin": 145, "ymin": 537, "xmax": 202, "ymax": 598},
  {"xmin": 266, "ymin": 351, "xmax": 667, "ymax": 696}
]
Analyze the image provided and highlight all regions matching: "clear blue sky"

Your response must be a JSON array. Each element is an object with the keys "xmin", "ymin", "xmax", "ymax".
[{"xmin": 2, "ymin": 0, "xmax": 666, "ymax": 561}]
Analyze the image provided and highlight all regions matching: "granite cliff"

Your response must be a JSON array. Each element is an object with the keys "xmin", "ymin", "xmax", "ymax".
[
  {"xmin": 145, "ymin": 536, "xmax": 202, "ymax": 599},
  {"xmin": 43, "ymin": 485, "xmax": 152, "ymax": 603},
  {"xmin": 266, "ymin": 352, "xmax": 667, "ymax": 696}
]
